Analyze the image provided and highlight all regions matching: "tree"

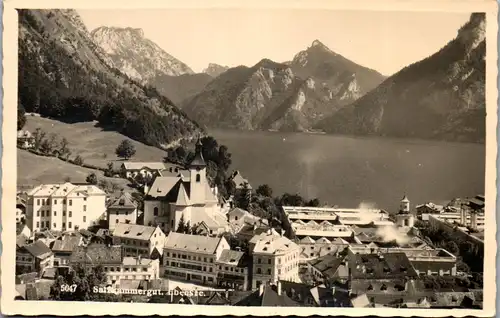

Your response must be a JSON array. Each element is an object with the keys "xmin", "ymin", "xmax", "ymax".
[
  {"xmin": 64, "ymin": 176, "xmax": 71, "ymax": 183},
  {"xmin": 104, "ymin": 162, "xmax": 115, "ymax": 177},
  {"xmin": 306, "ymin": 198, "xmax": 321, "ymax": 207},
  {"xmin": 176, "ymin": 215, "xmax": 186, "ymax": 233},
  {"xmin": 50, "ymin": 264, "xmax": 120, "ymax": 302},
  {"xmin": 445, "ymin": 241, "xmax": 460, "ymax": 255},
  {"xmin": 225, "ymin": 179, "xmax": 237, "ymax": 197},
  {"xmin": 184, "ymin": 221, "xmax": 191, "ymax": 234},
  {"xmin": 256, "ymin": 184, "xmax": 273, "ymax": 197},
  {"xmin": 59, "ymin": 137, "xmax": 71, "ymax": 159},
  {"xmin": 86, "ymin": 173, "xmax": 98, "ymax": 185},
  {"xmin": 73, "ymin": 155, "xmax": 84, "ymax": 166},
  {"xmin": 18, "ymin": 103, "xmax": 26, "ymax": 131},
  {"xmin": 115, "ymin": 139, "xmax": 136, "ymax": 160},
  {"xmin": 235, "ymin": 182, "xmax": 251, "ymax": 210},
  {"xmin": 32, "ymin": 128, "xmax": 46, "ymax": 151}
]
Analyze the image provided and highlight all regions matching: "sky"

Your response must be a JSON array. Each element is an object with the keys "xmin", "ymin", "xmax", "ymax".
[{"xmin": 78, "ymin": 9, "xmax": 471, "ymax": 76}]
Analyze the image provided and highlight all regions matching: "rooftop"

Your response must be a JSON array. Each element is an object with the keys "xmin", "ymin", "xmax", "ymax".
[
  {"xmin": 251, "ymin": 232, "xmax": 299, "ymax": 255},
  {"xmin": 121, "ymin": 162, "xmax": 168, "ymax": 171},
  {"xmin": 309, "ymin": 252, "xmax": 348, "ymax": 278},
  {"xmin": 112, "ymin": 223, "xmax": 158, "ymax": 241},
  {"xmin": 20, "ymin": 240, "xmax": 53, "ymax": 259},
  {"xmin": 27, "ymin": 183, "xmax": 106, "ymax": 198},
  {"xmin": 122, "ymin": 256, "xmax": 155, "ymax": 266},
  {"xmin": 164, "ymin": 232, "xmax": 224, "ymax": 254},
  {"xmin": 70, "ymin": 244, "xmax": 123, "ymax": 265},
  {"xmin": 350, "ymin": 252, "xmax": 419, "ymax": 279},
  {"xmin": 216, "ymin": 249, "xmax": 247, "ymax": 267},
  {"xmin": 107, "ymin": 192, "xmax": 138, "ymax": 210},
  {"xmin": 51, "ymin": 234, "xmax": 82, "ymax": 252}
]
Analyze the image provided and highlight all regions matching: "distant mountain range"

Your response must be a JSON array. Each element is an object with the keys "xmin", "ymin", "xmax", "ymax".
[
  {"xmin": 90, "ymin": 26, "xmax": 194, "ymax": 83},
  {"xmin": 203, "ymin": 63, "xmax": 230, "ymax": 77},
  {"xmin": 181, "ymin": 41, "xmax": 387, "ymax": 131},
  {"xmin": 315, "ymin": 13, "xmax": 486, "ymax": 143},
  {"xmin": 18, "ymin": 9, "xmax": 202, "ymax": 148},
  {"xmin": 19, "ymin": 10, "xmax": 486, "ymax": 145}
]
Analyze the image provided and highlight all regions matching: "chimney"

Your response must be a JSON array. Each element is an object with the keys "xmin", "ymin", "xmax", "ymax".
[
  {"xmin": 277, "ymin": 281, "xmax": 282, "ymax": 296},
  {"xmin": 137, "ymin": 254, "xmax": 142, "ymax": 265},
  {"xmin": 280, "ymin": 229, "xmax": 285, "ymax": 237},
  {"xmin": 259, "ymin": 283, "xmax": 265, "ymax": 296}
]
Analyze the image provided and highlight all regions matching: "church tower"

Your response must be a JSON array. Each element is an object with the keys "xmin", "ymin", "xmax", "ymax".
[
  {"xmin": 189, "ymin": 138, "xmax": 207, "ymax": 205},
  {"xmin": 396, "ymin": 194, "xmax": 414, "ymax": 228}
]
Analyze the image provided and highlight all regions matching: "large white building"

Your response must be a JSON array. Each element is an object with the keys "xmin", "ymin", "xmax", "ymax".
[
  {"xmin": 249, "ymin": 230, "xmax": 301, "ymax": 289},
  {"xmin": 144, "ymin": 140, "xmax": 228, "ymax": 235},
  {"xmin": 25, "ymin": 183, "xmax": 107, "ymax": 233},
  {"xmin": 112, "ymin": 223, "xmax": 167, "ymax": 258}
]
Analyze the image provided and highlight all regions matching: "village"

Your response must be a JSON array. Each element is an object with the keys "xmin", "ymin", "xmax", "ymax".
[{"xmin": 14, "ymin": 130, "xmax": 485, "ymax": 308}]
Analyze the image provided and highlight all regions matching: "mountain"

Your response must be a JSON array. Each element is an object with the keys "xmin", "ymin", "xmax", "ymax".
[
  {"xmin": 203, "ymin": 63, "xmax": 229, "ymax": 77},
  {"xmin": 182, "ymin": 59, "xmax": 341, "ymax": 131},
  {"xmin": 290, "ymin": 39, "xmax": 386, "ymax": 105},
  {"xmin": 150, "ymin": 73, "xmax": 213, "ymax": 105},
  {"xmin": 315, "ymin": 13, "xmax": 486, "ymax": 143},
  {"xmin": 18, "ymin": 9, "xmax": 202, "ymax": 148},
  {"xmin": 90, "ymin": 26, "xmax": 194, "ymax": 83}
]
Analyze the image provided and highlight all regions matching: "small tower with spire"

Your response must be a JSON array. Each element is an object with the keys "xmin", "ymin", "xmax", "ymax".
[
  {"xmin": 189, "ymin": 137, "xmax": 207, "ymax": 205},
  {"xmin": 396, "ymin": 194, "xmax": 414, "ymax": 228}
]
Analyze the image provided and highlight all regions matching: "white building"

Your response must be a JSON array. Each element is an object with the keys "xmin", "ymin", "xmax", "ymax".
[
  {"xmin": 249, "ymin": 230, "xmax": 301, "ymax": 289},
  {"xmin": 25, "ymin": 183, "xmax": 107, "ymax": 233},
  {"xmin": 112, "ymin": 223, "xmax": 166, "ymax": 258},
  {"xmin": 120, "ymin": 162, "xmax": 178, "ymax": 180},
  {"xmin": 107, "ymin": 192, "xmax": 138, "ymax": 231},
  {"xmin": 144, "ymin": 140, "xmax": 228, "ymax": 235}
]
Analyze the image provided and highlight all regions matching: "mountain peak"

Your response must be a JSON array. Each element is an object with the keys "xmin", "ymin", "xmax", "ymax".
[
  {"xmin": 310, "ymin": 39, "xmax": 331, "ymax": 51},
  {"xmin": 203, "ymin": 63, "xmax": 229, "ymax": 77},
  {"xmin": 92, "ymin": 26, "xmax": 144, "ymax": 38}
]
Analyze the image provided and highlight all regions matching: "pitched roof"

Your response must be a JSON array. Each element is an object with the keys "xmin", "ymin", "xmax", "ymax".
[
  {"xmin": 175, "ymin": 183, "xmax": 191, "ymax": 206},
  {"xmin": 235, "ymin": 284, "xmax": 300, "ymax": 307},
  {"xmin": 122, "ymin": 162, "xmax": 166, "ymax": 171},
  {"xmin": 147, "ymin": 176, "xmax": 182, "ymax": 199},
  {"xmin": 70, "ymin": 244, "xmax": 123, "ymax": 265},
  {"xmin": 21, "ymin": 240, "xmax": 52, "ymax": 259},
  {"xmin": 112, "ymin": 223, "xmax": 157, "ymax": 240},
  {"xmin": 107, "ymin": 192, "xmax": 138, "ymax": 210},
  {"xmin": 350, "ymin": 252, "xmax": 418, "ymax": 279},
  {"xmin": 164, "ymin": 232, "xmax": 223, "ymax": 254},
  {"xmin": 216, "ymin": 249, "xmax": 246, "ymax": 267},
  {"xmin": 189, "ymin": 140, "xmax": 206, "ymax": 168},
  {"xmin": 51, "ymin": 235, "xmax": 81, "ymax": 252},
  {"xmin": 309, "ymin": 252, "xmax": 347, "ymax": 278},
  {"xmin": 351, "ymin": 294, "xmax": 370, "ymax": 308},
  {"xmin": 251, "ymin": 231, "xmax": 298, "ymax": 254},
  {"xmin": 230, "ymin": 171, "xmax": 252, "ymax": 189}
]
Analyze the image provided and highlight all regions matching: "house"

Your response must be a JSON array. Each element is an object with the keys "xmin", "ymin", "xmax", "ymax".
[
  {"xmin": 120, "ymin": 162, "xmax": 173, "ymax": 180},
  {"xmin": 16, "ymin": 240, "xmax": 54, "ymax": 274},
  {"xmin": 215, "ymin": 249, "xmax": 250, "ymax": 291},
  {"xmin": 163, "ymin": 232, "xmax": 231, "ymax": 286},
  {"xmin": 25, "ymin": 183, "xmax": 107, "ymax": 233},
  {"xmin": 234, "ymin": 282, "xmax": 300, "ymax": 306},
  {"xmin": 17, "ymin": 130, "xmax": 34, "ymax": 149},
  {"xmin": 307, "ymin": 252, "xmax": 349, "ymax": 285},
  {"xmin": 17, "ymin": 195, "xmax": 27, "ymax": 223},
  {"xmin": 112, "ymin": 223, "xmax": 166, "ymax": 258},
  {"xmin": 249, "ymin": 230, "xmax": 301, "ymax": 289},
  {"xmin": 50, "ymin": 233, "xmax": 83, "ymax": 266},
  {"xmin": 229, "ymin": 170, "xmax": 252, "ymax": 191},
  {"xmin": 143, "ymin": 140, "xmax": 228, "ymax": 235},
  {"xmin": 69, "ymin": 243, "xmax": 159, "ymax": 286},
  {"xmin": 107, "ymin": 191, "xmax": 139, "ymax": 231},
  {"xmin": 16, "ymin": 223, "xmax": 32, "ymax": 239}
]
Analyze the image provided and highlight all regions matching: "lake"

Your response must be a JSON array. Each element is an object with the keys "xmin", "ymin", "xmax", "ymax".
[{"xmin": 210, "ymin": 129, "xmax": 486, "ymax": 213}]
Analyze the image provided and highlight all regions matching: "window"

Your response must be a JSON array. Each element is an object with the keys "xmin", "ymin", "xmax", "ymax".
[
  {"xmin": 204, "ymin": 258, "xmax": 207, "ymax": 262},
  {"xmin": 53, "ymin": 223, "xmax": 56, "ymax": 228},
  {"xmin": 63, "ymin": 199, "xmax": 66, "ymax": 204},
  {"xmin": 54, "ymin": 199, "xmax": 57, "ymax": 204},
  {"xmin": 278, "ymin": 269, "xmax": 281, "ymax": 275},
  {"xmin": 257, "ymin": 258, "xmax": 261, "ymax": 264},
  {"xmin": 257, "ymin": 268, "xmax": 262, "ymax": 274},
  {"xmin": 63, "ymin": 211, "xmax": 66, "ymax": 216},
  {"xmin": 68, "ymin": 222, "xmax": 72, "ymax": 228},
  {"xmin": 116, "ymin": 219, "xmax": 119, "ymax": 223},
  {"xmin": 37, "ymin": 199, "xmax": 40, "ymax": 205},
  {"xmin": 36, "ymin": 222, "xmax": 39, "ymax": 228},
  {"xmin": 69, "ymin": 200, "xmax": 72, "ymax": 206},
  {"xmin": 46, "ymin": 221, "xmax": 50, "ymax": 227},
  {"xmin": 225, "ymin": 267, "xmax": 229, "ymax": 271},
  {"xmin": 84, "ymin": 197, "xmax": 87, "ymax": 201},
  {"xmin": 278, "ymin": 258, "xmax": 281, "ymax": 264},
  {"xmin": 83, "ymin": 205, "xmax": 86, "ymax": 212},
  {"xmin": 154, "ymin": 207, "xmax": 159, "ymax": 216},
  {"xmin": 41, "ymin": 211, "xmax": 45, "ymax": 217},
  {"xmin": 42, "ymin": 199, "xmax": 45, "ymax": 205},
  {"xmin": 62, "ymin": 222, "xmax": 66, "ymax": 228},
  {"xmin": 267, "ymin": 269, "xmax": 271, "ymax": 275},
  {"xmin": 37, "ymin": 211, "xmax": 40, "ymax": 217},
  {"xmin": 83, "ymin": 216, "xmax": 86, "ymax": 222},
  {"xmin": 54, "ymin": 211, "xmax": 57, "ymax": 216},
  {"xmin": 196, "ymin": 174, "xmax": 201, "ymax": 182},
  {"xmin": 268, "ymin": 259, "xmax": 271, "ymax": 264},
  {"xmin": 69, "ymin": 211, "xmax": 72, "ymax": 217},
  {"xmin": 235, "ymin": 216, "xmax": 238, "ymax": 221}
]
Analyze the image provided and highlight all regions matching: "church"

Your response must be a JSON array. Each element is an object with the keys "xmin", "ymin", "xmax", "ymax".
[{"xmin": 143, "ymin": 140, "xmax": 229, "ymax": 235}]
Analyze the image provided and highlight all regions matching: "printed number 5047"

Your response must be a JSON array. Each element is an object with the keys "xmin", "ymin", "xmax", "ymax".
[{"xmin": 61, "ymin": 284, "xmax": 77, "ymax": 293}]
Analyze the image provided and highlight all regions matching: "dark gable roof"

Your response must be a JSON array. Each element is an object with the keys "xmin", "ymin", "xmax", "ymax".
[
  {"xmin": 351, "ymin": 252, "xmax": 418, "ymax": 279},
  {"xmin": 70, "ymin": 244, "xmax": 122, "ymax": 265},
  {"xmin": 315, "ymin": 286, "xmax": 353, "ymax": 307},
  {"xmin": 234, "ymin": 284, "xmax": 300, "ymax": 307},
  {"xmin": 278, "ymin": 281, "xmax": 317, "ymax": 306},
  {"xmin": 309, "ymin": 252, "xmax": 346, "ymax": 277},
  {"xmin": 22, "ymin": 240, "xmax": 53, "ymax": 259},
  {"xmin": 51, "ymin": 235, "xmax": 81, "ymax": 252}
]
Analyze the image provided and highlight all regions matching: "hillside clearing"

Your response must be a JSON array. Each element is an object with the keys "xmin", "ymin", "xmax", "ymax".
[
  {"xmin": 24, "ymin": 115, "xmax": 169, "ymax": 170},
  {"xmin": 17, "ymin": 149, "xmax": 133, "ymax": 192}
]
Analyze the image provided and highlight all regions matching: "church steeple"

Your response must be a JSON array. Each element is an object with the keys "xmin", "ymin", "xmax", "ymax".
[{"xmin": 189, "ymin": 138, "xmax": 206, "ymax": 169}]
